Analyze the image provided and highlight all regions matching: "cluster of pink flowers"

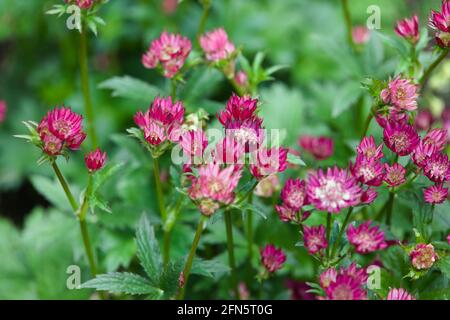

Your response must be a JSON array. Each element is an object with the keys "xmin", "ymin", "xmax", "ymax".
[
  {"xmin": 409, "ymin": 243, "xmax": 438, "ymax": 270},
  {"xmin": 429, "ymin": 0, "xmax": 450, "ymax": 47},
  {"xmin": 275, "ymin": 178, "xmax": 309, "ymax": 223},
  {"xmin": 346, "ymin": 221, "xmax": 387, "ymax": 254},
  {"xmin": 319, "ymin": 263, "xmax": 368, "ymax": 300},
  {"xmin": 303, "ymin": 225, "xmax": 327, "ymax": 255},
  {"xmin": 298, "ymin": 135, "xmax": 334, "ymax": 160},
  {"xmin": 0, "ymin": 100, "xmax": 6, "ymax": 123},
  {"xmin": 260, "ymin": 244, "xmax": 286, "ymax": 274},
  {"xmin": 37, "ymin": 106, "xmax": 86, "ymax": 156},
  {"xmin": 85, "ymin": 148, "xmax": 107, "ymax": 172},
  {"xmin": 395, "ymin": 15, "xmax": 420, "ymax": 44},
  {"xmin": 380, "ymin": 76, "xmax": 418, "ymax": 118},
  {"xmin": 200, "ymin": 28, "xmax": 236, "ymax": 62},
  {"xmin": 134, "ymin": 96, "xmax": 185, "ymax": 148},
  {"xmin": 142, "ymin": 32, "xmax": 192, "ymax": 78}
]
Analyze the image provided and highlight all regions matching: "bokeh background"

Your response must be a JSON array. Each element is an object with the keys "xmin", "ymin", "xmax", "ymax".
[{"xmin": 0, "ymin": 0, "xmax": 448, "ymax": 299}]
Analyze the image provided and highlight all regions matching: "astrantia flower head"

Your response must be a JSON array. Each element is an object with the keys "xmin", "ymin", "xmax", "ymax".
[
  {"xmin": 200, "ymin": 28, "xmax": 236, "ymax": 62},
  {"xmin": 76, "ymin": 0, "xmax": 94, "ymax": 9},
  {"xmin": 346, "ymin": 221, "xmax": 388, "ymax": 254},
  {"xmin": 423, "ymin": 128, "xmax": 448, "ymax": 152},
  {"xmin": 85, "ymin": 148, "xmax": 107, "ymax": 172},
  {"xmin": 383, "ymin": 121, "xmax": 420, "ymax": 156},
  {"xmin": 360, "ymin": 188, "xmax": 378, "ymax": 204},
  {"xmin": 142, "ymin": 32, "xmax": 192, "ymax": 78},
  {"xmin": 380, "ymin": 76, "xmax": 418, "ymax": 114},
  {"xmin": 260, "ymin": 244, "xmax": 286, "ymax": 273},
  {"xmin": 387, "ymin": 288, "xmax": 415, "ymax": 300},
  {"xmin": 0, "ymin": 100, "xmax": 6, "ymax": 123},
  {"xmin": 325, "ymin": 275, "xmax": 367, "ymax": 300},
  {"xmin": 350, "ymin": 155, "xmax": 385, "ymax": 186},
  {"xmin": 352, "ymin": 26, "xmax": 370, "ymax": 44},
  {"xmin": 424, "ymin": 183, "xmax": 448, "ymax": 204},
  {"xmin": 303, "ymin": 225, "xmax": 328, "ymax": 255},
  {"xmin": 424, "ymin": 152, "xmax": 450, "ymax": 182},
  {"xmin": 383, "ymin": 163, "xmax": 406, "ymax": 187},
  {"xmin": 187, "ymin": 162, "xmax": 242, "ymax": 216},
  {"xmin": 410, "ymin": 243, "xmax": 438, "ymax": 270},
  {"xmin": 211, "ymin": 136, "xmax": 245, "ymax": 167},
  {"xmin": 412, "ymin": 140, "xmax": 436, "ymax": 168},
  {"xmin": 280, "ymin": 178, "xmax": 308, "ymax": 211},
  {"xmin": 357, "ymin": 136, "xmax": 384, "ymax": 160},
  {"xmin": 319, "ymin": 268, "xmax": 337, "ymax": 289},
  {"xmin": 429, "ymin": 0, "xmax": 450, "ymax": 47},
  {"xmin": 299, "ymin": 135, "xmax": 334, "ymax": 160},
  {"xmin": 180, "ymin": 129, "xmax": 208, "ymax": 164},
  {"xmin": 307, "ymin": 166, "xmax": 362, "ymax": 213},
  {"xmin": 395, "ymin": 15, "xmax": 419, "ymax": 44},
  {"xmin": 250, "ymin": 147, "xmax": 288, "ymax": 180},
  {"xmin": 218, "ymin": 94, "xmax": 259, "ymax": 124},
  {"xmin": 275, "ymin": 204, "xmax": 298, "ymax": 223},
  {"xmin": 254, "ymin": 174, "xmax": 280, "ymax": 198}
]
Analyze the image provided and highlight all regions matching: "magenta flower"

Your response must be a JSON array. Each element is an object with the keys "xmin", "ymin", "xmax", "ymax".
[
  {"xmin": 250, "ymin": 147, "xmax": 288, "ymax": 180},
  {"xmin": 429, "ymin": 0, "xmax": 450, "ymax": 47},
  {"xmin": 187, "ymin": 162, "xmax": 242, "ymax": 216},
  {"xmin": 76, "ymin": 0, "xmax": 94, "ymax": 9},
  {"xmin": 211, "ymin": 136, "xmax": 245, "ymax": 167},
  {"xmin": 303, "ymin": 225, "xmax": 328, "ymax": 255},
  {"xmin": 410, "ymin": 243, "xmax": 438, "ymax": 270},
  {"xmin": 352, "ymin": 26, "xmax": 370, "ymax": 44},
  {"xmin": 424, "ymin": 183, "xmax": 448, "ymax": 204},
  {"xmin": 423, "ymin": 128, "xmax": 448, "ymax": 152},
  {"xmin": 307, "ymin": 167, "xmax": 362, "ymax": 213},
  {"xmin": 414, "ymin": 110, "xmax": 434, "ymax": 131},
  {"xmin": 299, "ymin": 135, "xmax": 334, "ymax": 160},
  {"xmin": 383, "ymin": 121, "xmax": 420, "ymax": 156},
  {"xmin": 218, "ymin": 94, "xmax": 259, "ymax": 124},
  {"xmin": 254, "ymin": 174, "xmax": 280, "ymax": 198},
  {"xmin": 280, "ymin": 178, "xmax": 308, "ymax": 211},
  {"xmin": 260, "ymin": 244, "xmax": 286, "ymax": 273},
  {"xmin": 275, "ymin": 204, "xmax": 298, "ymax": 223},
  {"xmin": 384, "ymin": 163, "xmax": 406, "ymax": 187},
  {"xmin": 360, "ymin": 188, "xmax": 378, "ymax": 204},
  {"xmin": 200, "ymin": 28, "xmax": 236, "ymax": 62},
  {"xmin": 85, "ymin": 148, "xmax": 107, "ymax": 172},
  {"xmin": 325, "ymin": 275, "xmax": 367, "ymax": 300},
  {"xmin": 387, "ymin": 288, "xmax": 415, "ymax": 300},
  {"xmin": 395, "ymin": 15, "xmax": 419, "ymax": 44},
  {"xmin": 37, "ymin": 106, "xmax": 86, "ymax": 156},
  {"xmin": 134, "ymin": 96, "xmax": 185, "ymax": 147},
  {"xmin": 347, "ymin": 221, "xmax": 388, "ymax": 254},
  {"xmin": 357, "ymin": 136, "xmax": 384, "ymax": 160},
  {"xmin": 0, "ymin": 100, "xmax": 6, "ymax": 123},
  {"xmin": 180, "ymin": 129, "xmax": 208, "ymax": 164},
  {"xmin": 142, "ymin": 32, "xmax": 192, "ymax": 78},
  {"xmin": 381, "ymin": 76, "xmax": 418, "ymax": 115},
  {"xmin": 350, "ymin": 155, "xmax": 385, "ymax": 186},
  {"xmin": 423, "ymin": 152, "xmax": 450, "ymax": 182},
  {"xmin": 412, "ymin": 140, "xmax": 436, "ymax": 168},
  {"xmin": 319, "ymin": 268, "xmax": 337, "ymax": 289}
]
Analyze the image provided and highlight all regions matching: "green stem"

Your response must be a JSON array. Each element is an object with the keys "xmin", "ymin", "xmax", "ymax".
[
  {"xmin": 361, "ymin": 113, "xmax": 374, "ymax": 138},
  {"xmin": 326, "ymin": 212, "xmax": 332, "ymax": 259},
  {"xmin": 177, "ymin": 215, "xmax": 208, "ymax": 300},
  {"xmin": 420, "ymin": 49, "xmax": 449, "ymax": 89},
  {"xmin": 196, "ymin": 0, "xmax": 212, "ymax": 45},
  {"xmin": 79, "ymin": 219, "xmax": 98, "ymax": 277},
  {"xmin": 79, "ymin": 28, "xmax": 98, "ymax": 148},
  {"xmin": 51, "ymin": 161, "xmax": 78, "ymax": 212},
  {"xmin": 170, "ymin": 79, "xmax": 177, "ymax": 100},
  {"xmin": 153, "ymin": 157, "xmax": 169, "ymax": 265},
  {"xmin": 225, "ymin": 210, "xmax": 239, "ymax": 299},
  {"xmin": 385, "ymin": 191, "xmax": 395, "ymax": 226},
  {"xmin": 342, "ymin": 0, "xmax": 355, "ymax": 51},
  {"xmin": 246, "ymin": 194, "xmax": 254, "ymax": 285},
  {"xmin": 331, "ymin": 207, "xmax": 354, "ymax": 258}
]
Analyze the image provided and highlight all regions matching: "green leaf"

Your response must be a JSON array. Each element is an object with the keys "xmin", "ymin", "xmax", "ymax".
[
  {"xmin": 159, "ymin": 257, "xmax": 184, "ymax": 299},
  {"xmin": 436, "ymin": 255, "xmax": 450, "ymax": 279},
  {"xmin": 30, "ymin": 175, "xmax": 72, "ymax": 212},
  {"xmin": 98, "ymin": 76, "xmax": 161, "ymax": 102},
  {"xmin": 92, "ymin": 162, "xmax": 123, "ymax": 194},
  {"xmin": 332, "ymin": 82, "xmax": 361, "ymax": 118},
  {"xmin": 135, "ymin": 215, "xmax": 163, "ymax": 286},
  {"xmin": 81, "ymin": 272, "xmax": 163, "ymax": 297},
  {"xmin": 191, "ymin": 258, "xmax": 230, "ymax": 279},
  {"xmin": 287, "ymin": 152, "xmax": 306, "ymax": 166}
]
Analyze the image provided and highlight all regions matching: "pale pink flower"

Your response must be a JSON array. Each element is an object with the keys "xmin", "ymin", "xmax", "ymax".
[
  {"xmin": 260, "ymin": 244, "xmax": 286, "ymax": 273},
  {"xmin": 180, "ymin": 129, "xmax": 208, "ymax": 164},
  {"xmin": 387, "ymin": 288, "xmax": 415, "ymax": 300},
  {"xmin": 280, "ymin": 178, "xmax": 308, "ymax": 211},
  {"xmin": 383, "ymin": 163, "xmax": 406, "ymax": 187},
  {"xmin": 410, "ymin": 243, "xmax": 438, "ymax": 270},
  {"xmin": 85, "ymin": 148, "xmax": 107, "ymax": 172},
  {"xmin": 347, "ymin": 221, "xmax": 388, "ymax": 254},
  {"xmin": 424, "ymin": 183, "xmax": 448, "ymax": 204},
  {"xmin": 383, "ymin": 121, "xmax": 420, "ymax": 156},
  {"xmin": 380, "ymin": 76, "xmax": 418, "ymax": 114},
  {"xmin": 357, "ymin": 136, "xmax": 384, "ymax": 160},
  {"xmin": 423, "ymin": 128, "xmax": 448, "ymax": 152},
  {"xmin": 352, "ymin": 26, "xmax": 370, "ymax": 44},
  {"xmin": 395, "ymin": 15, "xmax": 419, "ymax": 44},
  {"xmin": 299, "ymin": 135, "xmax": 334, "ymax": 160},
  {"xmin": 319, "ymin": 268, "xmax": 337, "ymax": 289},
  {"xmin": 200, "ymin": 28, "xmax": 235, "ymax": 62},
  {"xmin": 429, "ymin": 0, "xmax": 450, "ymax": 47},
  {"xmin": 303, "ymin": 225, "xmax": 328, "ymax": 255}
]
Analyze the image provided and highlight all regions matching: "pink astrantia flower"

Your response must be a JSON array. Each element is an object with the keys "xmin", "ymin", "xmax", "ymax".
[
  {"xmin": 383, "ymin": 121, "xmax": 420, "ymax": 156},
  {"xmin": 412, "ymin": 140, "xmax": 436, "ymax": 168},
  {"xmin": 200, "ymin": 28, "xmax": 236, "ymax": 62},
  {"xmin": 423, "ymin": 128, "xmax": 448, "ymax": 152},
  {"xmin": 142, "ymin": 32, "xmax": 192, "ymax": 78},
  {"xmin": 395, "ymin": 15, "xmax": 419, "ymax": 44},
  {"xmin": 280, "ymin": 178, "xmax": 308, "ymax": 211},
  {"xmin": 375, "ymin": 111, "xmax": 409, "ymax": 129},
  {"xmin": 303, "ymin": 225, "xmax": 328, "ymax": 255},
  {"xmin": 211, "ymin": 136, "xmax": 245, "ymax": 167},
  {"xmin": 85, "ymin": 148, "xmax": 107, "ymax": 172},
  {"xmin": 0, "ymin": 100, "xmax": 6, "ymax": 123},
  {"xmin": 380, "ymin": 76, "xmax": 418, "ymax": 115},
  {"xmin": 414, "ymin": 110, "xmax": 434, "ymax": 131},
  {"xmin": 347, "ymin": 221, "xmax": 388, "ymax": 254},
  {"xmin": 299, "ymin": 135, "xmax": 334, "ymax": 160},
  {"xmin": 360, "ymin": 188, "xmax": 378, "ymax": 204},
  {"xmin": 307, "ymin": 167, "xmax": 362, "ymax": 213},
  {"xmin": 350, "ymin": 155, "xmax": 385, "ymax": 186},
  {"xmin": 254, "ymin": 174, "xmax": 280, "ymax": 198},
  {"xmin": 234, "ymin": 70, "xmax": 248, "ymax": 88},
  {"xmin": 384, "ymin": 163, "xmax": 406, "ymax": 187},
  {"xmin": 320, "ymin": 268, "xmax": 337, "ymax": 289},
  {"xmin": 352, "ymin": 26, "xmax": 370, "ymax": 44},
  {"xmin": 275, "ymin": 204, "xmax": 298, "ymax": 223},
  {"xmin": 180, "ymin": 130, "xmax": 208, "ymax": 164},
  {"xmin": 410, "ymin": 243, "xmax": 438, "ymax": 270},
  {"xmin": 188, "ymin": 162, "xmax": 241, "ymax": 216},
  {"xmin": 357, "ymin": 136, "xmax": 384, "ymax": 160},
  {"xmin": 423, "ymin": 152, "xmax": 450, "ymax": 182},
  {"xmin": 250, "ymin": 147, "xmax": 288, "ymax": 180},
  {"xmin": 429, "ymin": 0, "xmax": 450, "ymax": 48},
  {"xmin": 387, "ymin": 288, "xmax": 415, "ymax": 300},
  {"xmin": 423, "ymin": 183, "xmax": 448, "ymax": 204},
  {"xmin": 218, "ymin": 94, "xmax": 259, "ymax": 124},
  {"xmin": 325, "ymin": 275, "xmax": 367, "ymax": 300},
  {"xmin": 134, "ymin": 96, "xmax": 185, "ymax": 147},
  {"xmin": 76, "ymin": 0, "xmax": 94, "ymax": 9},
  {"xmin": 260, "ymin": 244, "xmax": 286, "ymax": 273}
]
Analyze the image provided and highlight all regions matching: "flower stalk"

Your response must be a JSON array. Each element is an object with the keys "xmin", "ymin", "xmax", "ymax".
[
  {"xmin": 225, "ymin": 210, "xmax": 239, "ymax": 299},
  {"xmin": 330, "ymin": 207, "xmax": 354, "ymax": 259}
]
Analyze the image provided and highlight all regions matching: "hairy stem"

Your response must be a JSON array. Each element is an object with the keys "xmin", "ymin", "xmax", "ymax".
[
  {"xmin": 79, "ymin": 28, "xmax": 98, "ymax": 148},
  {"xmin": 177, "ymin": 215, "xmax": 208, "ymax": 300},
  {"xmin": 420, "ymin": 49, "xmax": 449, "ymax": 89},
  {"xmin": 225, "ymin": 210, "xmax": 239, "ymax": 298}
]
